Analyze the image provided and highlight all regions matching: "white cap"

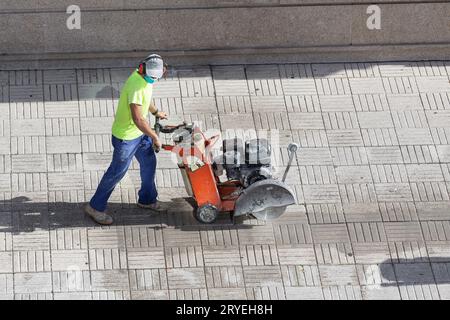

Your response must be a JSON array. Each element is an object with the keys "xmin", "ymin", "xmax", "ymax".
[{"xmin": 143, "ymin": 54, "xmax": 164, "ymax": 80}]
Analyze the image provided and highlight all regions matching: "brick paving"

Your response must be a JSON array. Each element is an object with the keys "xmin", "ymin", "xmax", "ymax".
[{"xmin": 0, "ymin": 61, "xmax": 450, "ymax": 300}]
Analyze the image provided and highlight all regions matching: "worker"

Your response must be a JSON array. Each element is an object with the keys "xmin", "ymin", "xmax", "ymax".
[{"xmin": 85, "ymin": 54, "xmax": 168, "ymax": 225}]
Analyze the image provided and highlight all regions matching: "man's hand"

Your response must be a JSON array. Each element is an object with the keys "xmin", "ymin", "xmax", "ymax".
[
  {"xmin": 148, "ymin": 100, "xmax": 168, "ymax": 120},
  {"xmin": 156, "ymin": 111, "xmax": 168, "ymax": 120}
]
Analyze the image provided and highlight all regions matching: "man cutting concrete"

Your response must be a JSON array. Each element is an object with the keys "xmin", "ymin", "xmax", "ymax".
[{"xmin": 85, "ymin": 54, "xmax": 168, "ymax": 225}]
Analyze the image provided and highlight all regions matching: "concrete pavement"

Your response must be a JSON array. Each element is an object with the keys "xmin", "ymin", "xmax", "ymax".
[{"xmin": 0, "ymin": 61, "xmax": 450, "ymax": 300}]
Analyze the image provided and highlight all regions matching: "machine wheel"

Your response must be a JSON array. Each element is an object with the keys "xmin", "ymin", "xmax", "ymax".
[{"xmin": 195, "ymin": 204, "xmax": 219, "ymax": 224}]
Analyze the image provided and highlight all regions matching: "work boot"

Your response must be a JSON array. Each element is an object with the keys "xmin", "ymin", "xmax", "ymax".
[
  {"xmin": 84, "ymin": 203, "xmax": 113, "ymax": 225},
  {"xmin": 137, "ymin": 200, "xmax": 165, "ymax": 212}
]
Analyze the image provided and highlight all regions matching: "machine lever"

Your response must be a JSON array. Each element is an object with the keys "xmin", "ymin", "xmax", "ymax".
[
  {"xmin": 282, "ymin": 143, "xmax": 299, "ymax": 183},
  {"xmin": 153, "ymin": 117, "xmax": 162, "ymax": 153}
]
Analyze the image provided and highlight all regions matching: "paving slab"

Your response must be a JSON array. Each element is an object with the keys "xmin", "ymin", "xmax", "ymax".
[{"xmin": 1, "ymin": 61, "xmax": 450, "ymax": 299}]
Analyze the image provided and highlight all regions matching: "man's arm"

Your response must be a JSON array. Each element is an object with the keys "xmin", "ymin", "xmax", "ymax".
[
  {"xmin": 130, "ymin": 103, "xmax": 161, "ymax": 148},
  {"xmin": 148, "ymin": 101, "xmax": 158, "ymax": 115}
]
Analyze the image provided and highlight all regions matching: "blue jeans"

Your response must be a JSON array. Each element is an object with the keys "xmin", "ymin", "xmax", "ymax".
[{"xmin": 89, "ymin": 135, "xmax": 158, "ymax": 212}]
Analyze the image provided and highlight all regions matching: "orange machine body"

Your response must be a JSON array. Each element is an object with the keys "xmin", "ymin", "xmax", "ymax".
[{"xmin": 162, "ymin": 125, "xmax": 240, "ymax": 213}]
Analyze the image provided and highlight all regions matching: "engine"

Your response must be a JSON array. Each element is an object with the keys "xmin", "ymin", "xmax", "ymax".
[{"xmin": 213, "ymin": 138, "xmax": 273, "ymax": 187}]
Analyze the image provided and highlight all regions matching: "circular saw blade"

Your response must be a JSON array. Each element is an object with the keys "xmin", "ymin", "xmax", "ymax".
[
  {"xmin": 251, "ymin": 206, "xmax": 288, "ymax": 221},
  {"xmin": 234, "ymin": 179, "xmax": 296, "ymax": 221}
]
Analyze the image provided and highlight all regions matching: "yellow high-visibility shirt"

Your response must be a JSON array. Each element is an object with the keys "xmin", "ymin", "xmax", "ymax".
[{"xmin": 112, "ymin": 70, "xmax": 153, "ymax": 140}]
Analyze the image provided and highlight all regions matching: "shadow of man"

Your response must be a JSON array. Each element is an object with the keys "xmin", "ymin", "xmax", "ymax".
[{"xmin": 0, "ymin": 196, "xmax": 249, "ymax": 234}]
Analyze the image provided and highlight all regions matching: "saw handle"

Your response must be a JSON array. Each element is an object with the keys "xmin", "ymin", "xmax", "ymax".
[
  {"xmin": 282, "ymin": 143, "xmax": 299, "ymax": 182},
  {"xmin": 153, "ymin": 117, "xmax": 188, "ymax": 153}
]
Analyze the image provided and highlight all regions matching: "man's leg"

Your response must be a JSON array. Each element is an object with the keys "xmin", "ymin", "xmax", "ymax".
[
  {"xmin": 134, "ymin": 136, "xmax": 158, "ymax": 205},
  {"xmin": 89, "ymin": 136, "xmax": 141, "ymax": 213}
]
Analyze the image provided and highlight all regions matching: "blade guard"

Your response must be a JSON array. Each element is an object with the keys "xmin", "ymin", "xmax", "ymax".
[{"xmin": 234, "ymin": 179, "xmax": 297, "ymax": 221}]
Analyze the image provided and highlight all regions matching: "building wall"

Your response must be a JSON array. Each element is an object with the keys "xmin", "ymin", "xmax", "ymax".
[{"xmin": 0, "ymin": 1, "xmax": 449, "ymax": 66}]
